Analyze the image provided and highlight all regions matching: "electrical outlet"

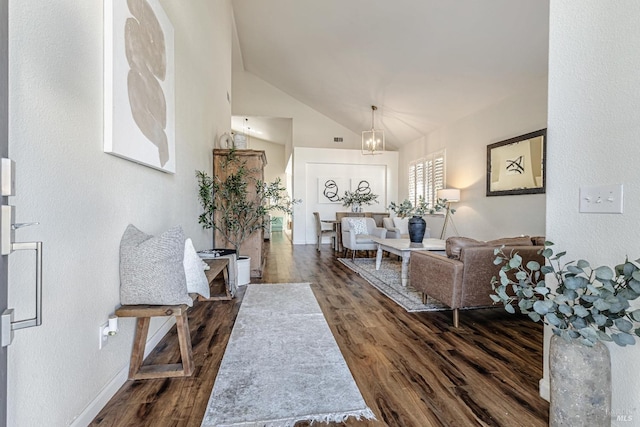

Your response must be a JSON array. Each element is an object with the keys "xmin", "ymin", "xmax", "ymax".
[{"xmin": 99, "ymin": 321, "xmax": 109, "ymax": 349}]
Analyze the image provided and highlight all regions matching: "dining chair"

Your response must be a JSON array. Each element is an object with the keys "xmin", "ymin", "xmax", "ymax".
[{"xmin": 313, "ymin": 212, "xmax": 337, "ymax": 251}]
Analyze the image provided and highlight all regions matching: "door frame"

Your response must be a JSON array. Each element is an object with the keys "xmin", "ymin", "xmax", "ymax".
[{"xmin": 0, "ymin": 0, "xmax": 9, "ymax": 424}]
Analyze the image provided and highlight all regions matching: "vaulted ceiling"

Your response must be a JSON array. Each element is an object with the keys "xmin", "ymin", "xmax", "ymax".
[{"xmin": 231, "ymin": 0, "xmax": 549, "ymax": 149}]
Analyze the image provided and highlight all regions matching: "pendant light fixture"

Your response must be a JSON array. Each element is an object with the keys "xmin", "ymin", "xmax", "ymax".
[{"xmin": 361, "ymin": 105, "xmax": 385, "ymax": 155}]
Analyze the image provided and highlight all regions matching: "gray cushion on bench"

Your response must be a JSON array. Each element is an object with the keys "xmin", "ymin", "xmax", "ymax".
[{"xmin": 119, "ymin": 224, "xmax": 193, "ymax": 307}]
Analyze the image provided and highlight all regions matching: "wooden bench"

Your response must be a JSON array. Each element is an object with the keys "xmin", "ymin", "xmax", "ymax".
[{"xmin": 116, "ymin": 257, "xmax": 231, "ymax": 380}]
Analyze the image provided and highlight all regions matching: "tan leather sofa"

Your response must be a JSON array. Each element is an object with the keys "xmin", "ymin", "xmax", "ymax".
[{"xmin": 409, "ymin": 236, "xmax": 545, "ymax": 327}]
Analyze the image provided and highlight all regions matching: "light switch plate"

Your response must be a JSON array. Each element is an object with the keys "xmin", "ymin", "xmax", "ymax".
[{"xmin": 579, "ymin": 184, "xmax": 623, "ymax": 214}]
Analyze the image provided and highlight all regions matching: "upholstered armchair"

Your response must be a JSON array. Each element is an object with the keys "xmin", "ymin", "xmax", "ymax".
[
  {"xmin": 341, "ymin": 217, "xmax": 386, "ymax": 259},
  {"xmin": 409, "ymin": 236, "xmax": 545, "ymax": 327},
  {"xmin": 382, "ymin": 217, "xmax": 431, "ymax": 239}
]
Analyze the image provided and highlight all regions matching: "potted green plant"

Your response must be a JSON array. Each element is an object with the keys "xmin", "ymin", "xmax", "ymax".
[
  {"xmin": 196, "ymin": 150, "xmax": 299, "ymax": 282},
  {"xmin": 196, "ymin": 172, "xmax": 298, "ymax": 253},
  {"xmin": 387, "ymin": 196, "xmax": 449, "ymax": 242},
  {"xmin": 341, "ymin": 190, "xmax": 378, "ymax": 212},
  {"xmin": 490, "ymin": 242, "xmax": 640, "ymax": 425}
]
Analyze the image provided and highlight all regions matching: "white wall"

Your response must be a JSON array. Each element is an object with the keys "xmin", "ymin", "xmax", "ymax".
[
  {"xmin": 232, "ymin": 70, "xmax": 363, "ymax": 161},
  {"xmin": 398, "ymin": 82, "xmax": 548, "ymax": 240},
  {"xmin": 546, "ymin": 2, "xmax": 640, "ymax": 422},
  {"xmin": 249, "ymin": 137, "xmax": 287, "ymax": 184},
  {"xmin": 7, "ymin": 1, "xmax": 232, "ymax": 425},
  {"xmin": 292, "ymin": 147, "xmax": 398, "ymax": 245}
]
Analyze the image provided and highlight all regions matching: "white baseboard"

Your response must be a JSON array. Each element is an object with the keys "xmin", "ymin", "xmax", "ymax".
[
  {"xmin": 69, "ymin": 317, "xmax": 177, "ymax": 427},
  {"xmin": 539, "ymin": 377, "xmax": 550, "ymax": 402}
]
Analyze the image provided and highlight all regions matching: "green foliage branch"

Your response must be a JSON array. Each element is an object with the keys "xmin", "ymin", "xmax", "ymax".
[
  {"xmin": 491, "ymin": 242, "xmax": 640, "ymax": 347},
  {"xmin": 387, "ymin": 196, "xmax": 451, "ymax": 218},
  {"xmin": 341, "ymin": 190, "xmax": 378, "ymax": 207}
]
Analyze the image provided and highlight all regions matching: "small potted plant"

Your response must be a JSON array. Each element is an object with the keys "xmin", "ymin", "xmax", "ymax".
[
  {"xmin": 387, "ymin": 196, "xmax": 448, "ymax": 242},
  {"xmin": 490, "ymin": 242, "xmax": 640, "ymax": 425},
  {"xmin": 341, "ymin": 190, "xmax": 378, "ymax": 212}
]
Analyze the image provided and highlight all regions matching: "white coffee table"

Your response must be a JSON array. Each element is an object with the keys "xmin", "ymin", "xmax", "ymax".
[{"xmin": 371, "ymin": 237, "xmax": 446, "ymax": 286}]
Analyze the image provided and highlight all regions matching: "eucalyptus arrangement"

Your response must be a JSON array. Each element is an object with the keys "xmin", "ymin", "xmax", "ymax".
[
  {"xmin": 491, "ymin": 242, "xmax": 640, "ymax": 347},
  {"xmin": 387, "ymin": 196, "xmax": 449, "ymax": 218},
  {"xmin": 341, "ymin": 190, "xmax": 378, "ymax": 208}
]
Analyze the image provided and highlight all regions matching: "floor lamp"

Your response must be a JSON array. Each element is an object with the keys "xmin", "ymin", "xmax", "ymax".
[{"xmin": 437, "ymin": 188, "xmax": 460, "ymax": 239}]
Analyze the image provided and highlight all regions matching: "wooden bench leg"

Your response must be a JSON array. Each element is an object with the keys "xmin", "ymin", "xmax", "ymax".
[
  {"xmin": 129, "ymin": 317, "xmax": 150, "ymax": 379},
  {"xmin": 118, "ymin": 305, "xmax": 195, "ymax": 381},
  {"xmin": 175, "ymin": 310, "xmax": 194, "ymax": 376},
  {"xmin": 222, "ymin": 266, "xmax": 231, "ymax": 299}
]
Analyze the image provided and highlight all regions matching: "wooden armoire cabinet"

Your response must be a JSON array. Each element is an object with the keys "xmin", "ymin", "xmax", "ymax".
[{"xmin": 212, "ymin": 149, "xmax": 267, "ymax": 277}]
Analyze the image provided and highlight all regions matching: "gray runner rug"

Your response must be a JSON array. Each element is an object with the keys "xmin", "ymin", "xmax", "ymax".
[{"xmin": 201, "ymin": 283, "xmax": 376, "ymax": 427}]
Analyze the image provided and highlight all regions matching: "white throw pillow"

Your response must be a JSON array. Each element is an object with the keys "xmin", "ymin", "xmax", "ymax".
[
  {"xmin": 393, "ymin": 217, "xmax": 410, "ymax": 235},
  {"xmin": 348, "ymin": 218, "xmax": 368, "ymax": 235},
  {"xmin": 183, "ymin": 238, "xmax": 210, "ymax": 299}
]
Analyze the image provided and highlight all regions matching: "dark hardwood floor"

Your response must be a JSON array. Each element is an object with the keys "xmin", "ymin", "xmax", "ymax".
[{"xmin": 90, "ymin": 232, "xmax": 548, "ymax": 427}]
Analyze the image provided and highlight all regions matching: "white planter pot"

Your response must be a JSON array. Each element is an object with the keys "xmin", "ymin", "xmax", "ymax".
[
  {"xmin": 237, "ymin": 256, "xmax": 251, "ymax": 286},
  {"xmin": 550, "ymin": 335, "xmax": 611, "ymax": 427}
]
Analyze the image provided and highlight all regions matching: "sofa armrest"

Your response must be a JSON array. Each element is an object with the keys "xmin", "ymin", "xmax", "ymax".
[
  {"xmin": 371, "ymin": 227, "xmax": 387, "ymax": 238},
  {"xmin": 458, "ymin": 245, "xmax": 544, "ymax": 307},
  {"xmin": 409, "ymin": 251, "xmax": 464, "ymax": 307},
  {"xmin": 386, "ymin": 227, "xmax": 402, "ymax": 238},
  {"xmin": 342, "ymin": 229, "xmax": 356, "ymax": 249}
]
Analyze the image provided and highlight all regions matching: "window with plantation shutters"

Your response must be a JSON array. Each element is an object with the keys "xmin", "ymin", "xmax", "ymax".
[
  {"xmin": 408, "ymin": 163, "xmax": 416, "ymax": 205},
  {"xmin": 415, "ymin": 162, "xmax": 424, "ymax": 202},
  {"xmin": 424, "ymin": 158, "xmax": 434, "ymax": 206},
  {"xmin": 431, "ymin": 153, "xmax": 445, "ymax": 205},
  {"xmin": 408, "ymin": 150, "xmax": 446, "ymax": 209}
]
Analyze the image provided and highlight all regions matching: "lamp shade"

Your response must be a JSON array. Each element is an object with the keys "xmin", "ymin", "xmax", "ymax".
[{"xmin": 437, "ymin": 188, "xmax": 460, "ymax": 202}]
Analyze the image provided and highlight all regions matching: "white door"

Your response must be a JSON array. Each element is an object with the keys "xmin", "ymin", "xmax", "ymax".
[{"xmin": 0, "ymin": 0, "xmax": 9, "ymax": 424}]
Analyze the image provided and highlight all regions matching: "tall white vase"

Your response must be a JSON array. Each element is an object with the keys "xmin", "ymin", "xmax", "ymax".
[
  {"xmin": 237, "ymin": 256, "xmax": 251, "ymax": 286},
  {"xmin": 550, "ymin": 335, "xmax": 611, "ymax": 427}
]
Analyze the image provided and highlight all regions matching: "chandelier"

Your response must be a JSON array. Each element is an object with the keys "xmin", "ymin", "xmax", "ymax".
[{"xmin": 361, "ymin": 105, "xmax": 385, "ymax": 155}]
